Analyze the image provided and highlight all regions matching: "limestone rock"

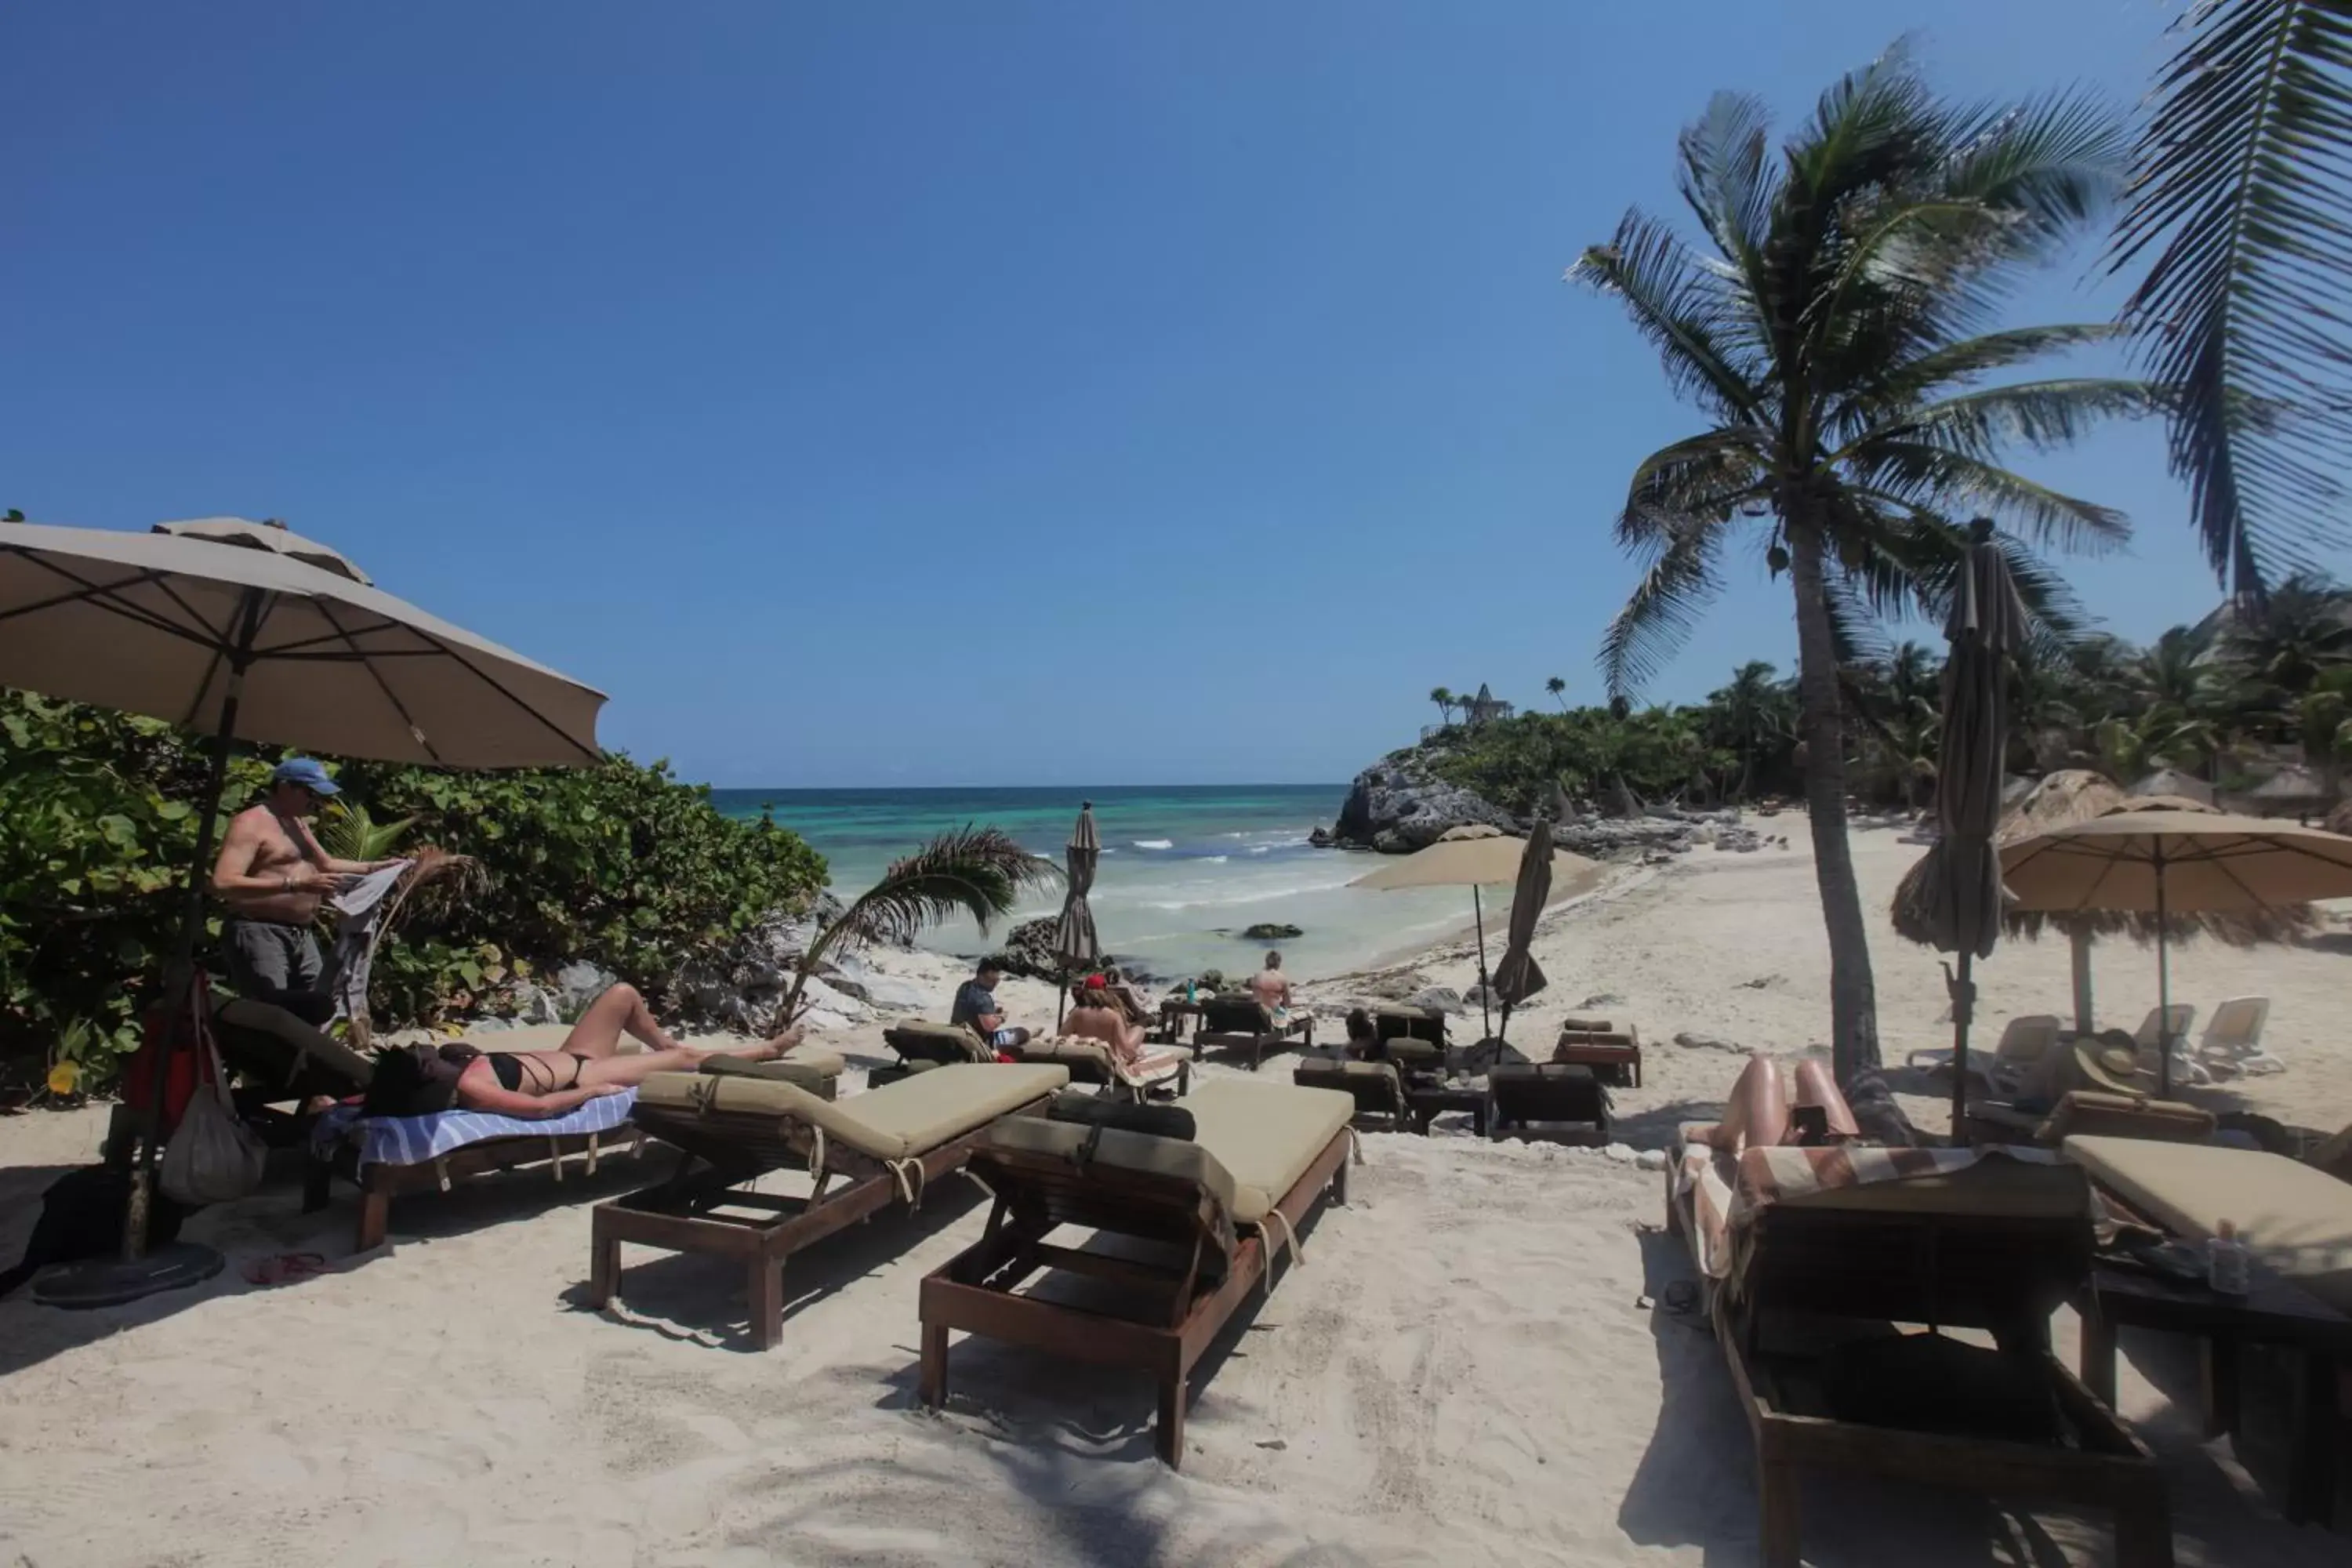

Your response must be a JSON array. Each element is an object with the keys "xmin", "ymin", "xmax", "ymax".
[
  {"xmin": 1407, "ymin": 985, "xmax": 1465, "ymax": 1015},
  {"xmin": 1241, "ymin": 923, "xmax": 1304, "ymax": 941},
  {"xmin": 1635, "ymin": 1149, "xmax": 1669, "ymax": 1172},
  {"xmin": 554, "ymin": 961, "xmax": 616, "ymax": 1012},
  {"xmin": 1330, "ymin": 757, "xmax": 1518, "ymax": 853}
]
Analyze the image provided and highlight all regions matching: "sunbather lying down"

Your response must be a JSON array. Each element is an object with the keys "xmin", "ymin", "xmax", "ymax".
[{"xmin": 362, "ymin": 982, "xmax": 805, "ymax": 1120}]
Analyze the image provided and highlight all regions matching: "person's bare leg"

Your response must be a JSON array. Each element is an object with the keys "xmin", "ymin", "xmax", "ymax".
[
  {"xmin": 560, "ymin": 982, "xmax": 682, "ymax": 1059},
  {"xmin": 573, "ymin": 1025, "xmax": 805, "ymax": 1091}
]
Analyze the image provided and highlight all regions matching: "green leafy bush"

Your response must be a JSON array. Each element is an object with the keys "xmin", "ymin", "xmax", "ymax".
[{"xmin": 0, "ymin": 690, "xmax": 827, "ymax": 1090}]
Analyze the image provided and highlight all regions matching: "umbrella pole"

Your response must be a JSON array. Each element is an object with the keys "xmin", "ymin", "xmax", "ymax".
[
  {"xmin": 1472, "ymin": 887, "xmax": 1492, "ymax": 1038},
  {"xmin": 1949, "ymin": 950, "xmax": 1973, "ymax": 1138},
  {"xmin": 124, "ymin": 594, "xmax": 264, "ymax": 1261},
  {"xmin": 2154, "ymin": 851, "xmax": 2173, "ymax": 1100}
]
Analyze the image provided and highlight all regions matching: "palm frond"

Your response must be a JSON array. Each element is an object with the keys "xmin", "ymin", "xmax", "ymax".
[
  {"xmin": 1570, "ymin": 212, "xmax": 1769, "ymax": 421},
  {"xmin": 1882, "ymin": 376, "xmax": 2169, "ymax": 459},
  {"xmin": 1599, "ymin": 506, "xmax": 1734, "ymax": 699},
  {"xmin": 1676, "ymin": 91, "xmax": 1780, "ymax": 274},
  {"xmin": 1849, "ymin": 439, "xmax": 2132, "ymax": 551},
  {"xmin": 782, "ymin": 826, "xmax": 1060, "ymax": 1023},
  {"xmin": 1826, "ymin": 324, "xmax": 2128, "ymax": 440},
  {"xmin": 2110, "ymin": 0, "xmax": 2352, "ymax": 592}
]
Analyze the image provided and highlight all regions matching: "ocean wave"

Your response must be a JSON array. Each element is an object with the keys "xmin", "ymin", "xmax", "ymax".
[
  {"xmin": 1201, "ymin": 855, "xmax": 1228, "ymax": 864},
  {"xmin": 1134, "ymin": 839, "xmax": 1174, "ymax": 851},
  {"xmin": 1249, "ymin": 844, "xmax": 1272, "ymax": 854}
]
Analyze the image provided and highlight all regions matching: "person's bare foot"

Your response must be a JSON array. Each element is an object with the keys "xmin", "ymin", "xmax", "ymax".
[{"xmin": 760, "ymin": 1023, "xmax": 808, "ymax": 1058}]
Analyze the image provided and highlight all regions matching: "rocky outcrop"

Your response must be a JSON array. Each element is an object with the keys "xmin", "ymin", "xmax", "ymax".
[
  {"xmin": 1242, "ymin": 922, "xmax": 1304, "ymax": 941},
  {"xmin": 1331, "ymin": 757, "xmax": 1519, "ymax": 853}
]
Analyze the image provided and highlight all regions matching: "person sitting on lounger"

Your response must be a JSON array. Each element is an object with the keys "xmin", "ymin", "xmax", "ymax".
[
  {"xmin": 1102, "ymin": 966, "xmax": 1156, "ymax": 1027},
  {"xmin": 1246, "ymin": 950, "xmax": 1294, "ymax": 1025},
  {"xmin": 949, "ymin": 957, "xmax": 1031, "ymax": 1051},
  {"xmin": 363, "ymin": 981, "xmax": 805, "ymax": 1119},
  {"xmin": 1065, "ymin": 976, "xmax": 1187, "ymax": 1078}
]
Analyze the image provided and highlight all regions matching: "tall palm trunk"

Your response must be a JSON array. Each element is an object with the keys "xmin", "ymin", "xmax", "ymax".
[{"xmin": 1785, "ymin": 523, "xmax": 1883, "ymax": 1083}]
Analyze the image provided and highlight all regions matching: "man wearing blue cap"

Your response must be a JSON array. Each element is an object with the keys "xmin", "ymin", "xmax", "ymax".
[{"xmin": 208, "ymin": 757, "xmax": 397, "ymax": 1022}]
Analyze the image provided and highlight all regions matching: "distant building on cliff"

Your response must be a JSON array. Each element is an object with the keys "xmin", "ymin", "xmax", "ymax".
[{"xmin": 1462, "ymin": 684, "xmax": 1514, "ymax": 727}]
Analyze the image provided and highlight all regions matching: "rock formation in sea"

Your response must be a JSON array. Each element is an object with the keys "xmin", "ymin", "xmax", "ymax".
[{"xmin": 1330, "ymin": 756, "xmax": 1519, "ymax": 852}]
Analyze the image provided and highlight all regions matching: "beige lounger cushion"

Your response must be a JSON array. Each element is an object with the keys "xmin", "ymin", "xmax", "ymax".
[
  {"xmin": 1294, "ymin": 1058, "xmax": 1400, "ymax": 1089},
  {"xmin": 211, "ymin": 997, "xmax": 376, "ymax": 1084},
  {"xmin": 702, "ymin": 1052, "xmax": 845, "ymax": 1098},
  {"xmin": 986, "ymin": 1116, "xmax": 1247, "ymax": 1221},
  {"xmin": 637, "ymin": 1062, "xmax": 1069, "ymax": 1162},
  {"xmin": 2064, "ymin": 1134, "xmax": 2352, "ymax": 1314},
  {"xmin": 1188, "ymin": 1081, "xmax": 1353, "ymax": 1222},
  {"xmin": 1015, "ymin": 1037, "xmax": 1119, "ymax": 1073},
  {"xmin": 985, "ymin": 1080, "xmax": 1352, "ymax": 1224}
]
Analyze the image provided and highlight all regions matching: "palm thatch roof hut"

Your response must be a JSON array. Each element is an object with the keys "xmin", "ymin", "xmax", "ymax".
[
  {"xmin": 2246, "ymin": 762, "xmax": 2334, "ymax": 819},
  {"xmin": 2129, "ymin": 768, "xmax": 2214, "ymax": 807},
  {"xmin": 1891, "ymin": 769, "xmax": 2316, "ymax": 1033}
]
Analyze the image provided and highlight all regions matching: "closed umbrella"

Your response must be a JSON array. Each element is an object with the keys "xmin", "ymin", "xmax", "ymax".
[
  {"xmin": 1051, "ymin": 802, "xmax": 1102, "ymax": 1028},
  {"xmin": 1909, "ymin": 521, "xmax": 2025, "ymax": 1130},
  {"xmin": 1352, "ymin": 826, "xmax": 1602, "ymax": 1039},
  {"xmin": 2002, "ymin": 810, "xmax": 2352, "ymax": 1095},
  {"xmin": 0, "ymin": 517, "xmax": 604, "ymax": 1305},
  {"xmin": 1489, "ymin": 818, "xmax": 1553, "ymax": 1043}
]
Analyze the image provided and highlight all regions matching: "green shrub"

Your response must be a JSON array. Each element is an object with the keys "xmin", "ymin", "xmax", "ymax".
[{"xmin": 0, "ymin": 690, "xmax": 827, "ymax": 1090}]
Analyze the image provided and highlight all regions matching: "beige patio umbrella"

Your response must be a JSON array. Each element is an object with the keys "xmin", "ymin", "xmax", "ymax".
[
  {"xmin": 1353, "ymin": 824, "xmax": 1602, "ymax": 1038},
  {"xmin": 1999, "ymin": 809, "xmax": 2352, "ymax": 1095},
  {"xmin": 0, "ymin": 516, "xmax": 604, "ymax": 1305}
]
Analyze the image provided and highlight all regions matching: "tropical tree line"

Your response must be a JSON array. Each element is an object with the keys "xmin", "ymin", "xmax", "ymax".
[{"xmin": 1573, "ymin": 16, "xmax": 2352, "ymax": 1083}]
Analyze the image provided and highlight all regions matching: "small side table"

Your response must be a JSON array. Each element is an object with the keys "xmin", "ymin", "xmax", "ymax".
[{"xmin": 2078, "ymin": 1255, "xmax": 2351, "ymax": 1526}]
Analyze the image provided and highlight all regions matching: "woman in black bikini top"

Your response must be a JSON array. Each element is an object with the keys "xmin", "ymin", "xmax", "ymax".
[{"xmin": 372, "ymin": 981, "xmax": 807, "ymax": 1120}]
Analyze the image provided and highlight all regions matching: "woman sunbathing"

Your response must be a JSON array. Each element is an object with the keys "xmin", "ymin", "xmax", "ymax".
[{"xmin": 363, "ymin": 981, "xmax": 806, "ymax": 1119}]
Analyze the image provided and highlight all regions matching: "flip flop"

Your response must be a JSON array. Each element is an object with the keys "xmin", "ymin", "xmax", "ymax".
[{"xmin": 241, "ymin": 1252, "xmax": 331, "ymax": 1287}]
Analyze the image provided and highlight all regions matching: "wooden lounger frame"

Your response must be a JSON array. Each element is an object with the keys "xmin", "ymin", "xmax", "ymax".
[
  {"xmin": 305, "ymin": 1127, "xmax": 648, "ymax": 1251},
  {"xmin": 1666, "ymin": 1165, "xmax": 2172, "ymax": 1568},
  {"xmin": 919, "ymin": 1124, "xmax": 1351, "ymax": 1466},
  {"xmin": 588, "ymin": 1091, "xmax": 1055, "ymax": 1349},
  {"xmin": 1192, "ymin": 1011, "xmax": 1313, "ymax": 1073}
]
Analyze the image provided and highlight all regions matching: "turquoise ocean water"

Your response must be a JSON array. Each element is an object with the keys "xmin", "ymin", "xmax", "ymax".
[{"xmin": 709, "ymin": 785, "xmax": 1472, "ymax": 982}]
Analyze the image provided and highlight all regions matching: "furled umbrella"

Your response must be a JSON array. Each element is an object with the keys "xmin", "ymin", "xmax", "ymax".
[
  {"xmin": 1051, "ymin": 801, "xmax": 1102, "ymax": 1029},
  {"xmin": 2001, "ymin": 810, "xmax": 2352, "ymax": 1096},
  {"xmin": 1907, "ymin": 521, "xmax": 2025, "ymax": 1131},
  {"xmin": 1488, "ymin": 817, "xmax": 1554, "ymax": 1044},
  {"xmin": 1352, "ymin": 825, "xmax": 1603, "ymax": 1040},
  {"xmin": 0, "ymin": 516, "xmax": 605, "ymax": 1306}
]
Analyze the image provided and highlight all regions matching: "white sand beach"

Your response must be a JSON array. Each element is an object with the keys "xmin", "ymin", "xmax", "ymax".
[{"xmin": 3, "ymin": 818, "xmax": 2348, "ymax": 1566}]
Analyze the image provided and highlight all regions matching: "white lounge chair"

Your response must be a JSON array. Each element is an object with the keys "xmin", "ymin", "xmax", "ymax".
[
  {"xmin": 2196, "ymin": 996, "xmax": 2278, "ymax": 1076},
  {"xmin": 1906, "ymin": 1014, "xmax": 2064, "ymax": 1098},
  {"xmin": 2130, "ymin": 1003, "xmax": 2201, "ymax": 1086}
]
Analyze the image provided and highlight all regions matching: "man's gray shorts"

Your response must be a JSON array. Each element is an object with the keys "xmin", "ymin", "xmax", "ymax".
[{"xmin": 223, "ymin": 918, "xmax": 328, "ymax": 1020}]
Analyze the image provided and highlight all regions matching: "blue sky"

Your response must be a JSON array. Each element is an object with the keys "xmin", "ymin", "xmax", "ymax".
[{"xmin": 0, "ymin": 2, "xmax": 2261, "ymax": 786}]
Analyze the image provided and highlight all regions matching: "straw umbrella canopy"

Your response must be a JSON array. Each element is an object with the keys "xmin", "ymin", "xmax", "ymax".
[
  {"xmin": 1352, "ymin": 825, "xmax": 1602, "ymax": 1038},
  {"xmin": 1051, "ymin": 801, "xmax": 1102, "ymax": 1027},
  {"xmin": 2129, "ymin": 768, "xmax": 2214, "ymax": 807},
  {"xmin": 1907, "ymin": 522, "xmax": 2025, "ymax": 1126},
  {"xmin": 0, "ymin": 517, "xmax": 604, "ymax": 1304},
  {"xmin": 1891, "ymin": 772, "xmax": 2314, "ymax": 1037},
  {"xmin": 1999, "ymin": 809, "xmax": 2352, "ymax": 1095},
  {"xmin": 1488, "ymin": 818, "xmax": 1554, "ymax": 1044}
]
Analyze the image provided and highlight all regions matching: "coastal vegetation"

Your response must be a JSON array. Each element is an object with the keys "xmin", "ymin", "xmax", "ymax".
[
  {"xmin": 0, "ymin": 690, "xmax": 829, "ymax": 1092},
  {"xmin": 1418, "ymin": 575, "xmax": 2352, "ymax": 822}
]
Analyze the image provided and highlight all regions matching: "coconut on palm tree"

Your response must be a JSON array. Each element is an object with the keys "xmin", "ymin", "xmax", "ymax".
[{"xmin": 1573, "ymin": 49, "xmax": 2157, "ymax": 1082}]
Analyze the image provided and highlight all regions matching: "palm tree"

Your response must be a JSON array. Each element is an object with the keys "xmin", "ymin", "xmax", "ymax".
[
  {"xmin": 1428, "ymin": 687, "xmax": 1456, "ymax": 728},
  {"xmin": 2217, "ymin": 572, "xmax": 2352, "ymax": 708},
  {"xmin": 2111, "ymin": 0, "xmax": 2352, "ymax": 597},
  {"xmin": 1545, "ymin": 675, "xmax": 1569, "ymax": 711},
  {"xmin": 779, "ymin": 827, "xmax": 1059, "ymax": 1024},
  {"xmin": 1573, "ymin": 50, "xmax": 2153, "ymax": 1083},
  {"xmin": 1706, "ymin": 659, "xmax": 1795, "ymax": 799}
]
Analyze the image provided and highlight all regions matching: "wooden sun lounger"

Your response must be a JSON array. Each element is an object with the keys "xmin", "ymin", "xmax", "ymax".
[
  {"xmin": 1668, "ymin": 1149, "xmax": 2171, "ymax": 1568},
  {"xmin": 1292, "ymin": 1056, "xmax": 1406, "ymax": 1129},
  {"xmin": 919, "ymin": 1080, "xmax": 1356, "ymax": 1465},
  {"xmin": 1490, "ymin": 1062, "xmax": 1609, "ymax": 1141},
  {"xmin": 1191, "ymin": 996, "xmax": 1314, "ymax": 1072},
  {"xmin": 590, "ymin": 1062, "xmax": 1068, "ymax": 1348}
]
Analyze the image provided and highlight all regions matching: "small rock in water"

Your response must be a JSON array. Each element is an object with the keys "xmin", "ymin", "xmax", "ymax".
[{"xmin": 1241, "ymin": 922, "xmax": 1305, "ymax": 941}]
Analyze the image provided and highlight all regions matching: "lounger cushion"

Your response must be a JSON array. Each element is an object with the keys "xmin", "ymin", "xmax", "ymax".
[
  {"xmin": 1293, "ymin": 1058, "xmax": 1400, "ymax": 1092},
  {"xmin": 702, "ymin": 1052, "xmax": 844, "ymax": 1099},
  {"xmin": 1185, "ymin": 1080, "xmax": 1353, "ymax": 1223},
  {"xmin": 2064, "ymin": 1134, "xmax": 2352, "ymax": 1314},
  {"xmin": 1199, "ymin": 997, "xmax": 1274, "ymax": 1034},
  {"xmin": 2037, "ymin": 1091, "xmax": 2212, "ymax": 1145},
  {"xmin": 1013, "ymin": 1037, "xmax": 1120, "ymax": 1076},
  {"xmin": 1045, "ymin": 1090, "xmax": 1196, "ymax": 1141},
  {"xmin": 212, "ymin": 997, "xmax": 376, "ymax": 1088},
  {"xmin": 885, "ymin": 1021, "xmax": 993, "ymax": 1063},
  {"xmin": 985, "ymin": 1116, "xmax": 1245, "ymax": 1220},
  {"xmin": 637, "ymin": 1062, "xmax": 1068, "ymax": 1162}
]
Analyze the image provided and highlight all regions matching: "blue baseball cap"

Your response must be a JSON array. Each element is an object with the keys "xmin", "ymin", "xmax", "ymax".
[{"xmin": 271, "ymin": 757, "xmax": 341, "ymax": 797}]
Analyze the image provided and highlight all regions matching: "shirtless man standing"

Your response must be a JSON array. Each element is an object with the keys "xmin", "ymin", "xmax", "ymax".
[{"xmin": 208, "ymin": 757, "xmax": 396, "ymax": 1022}]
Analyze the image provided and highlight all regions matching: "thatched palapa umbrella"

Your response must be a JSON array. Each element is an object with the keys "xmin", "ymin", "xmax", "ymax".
[
  {"xmin": 1051, "ymin": 801, "xmax": 1102, "ymax": 1028},
  {"xmin": 1907, "ymin": 521, "xmax": 2024, "ymax": 1128},
  {"xmin": 1893, "ymin": 772, "xmax": 2319, "ymax": 1048}
]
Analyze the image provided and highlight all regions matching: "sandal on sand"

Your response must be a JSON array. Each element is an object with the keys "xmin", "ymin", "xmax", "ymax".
[{"xmin": 241, "ymin": 1252, "xmax": 331, "ymax": 1287}]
